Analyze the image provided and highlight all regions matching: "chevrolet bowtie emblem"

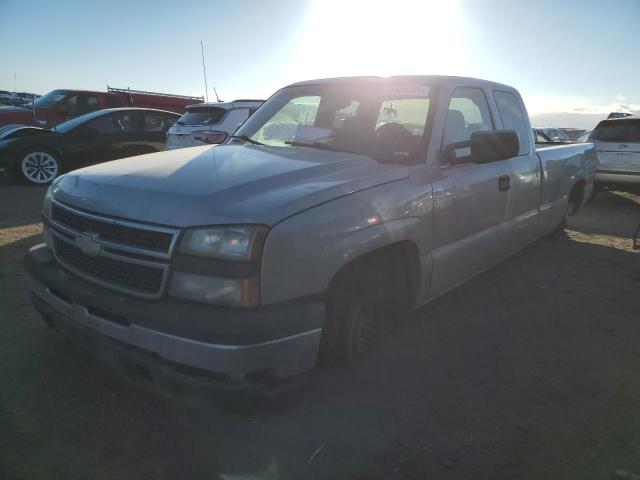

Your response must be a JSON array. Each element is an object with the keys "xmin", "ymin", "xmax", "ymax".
[{"xmin": 75, "ymin": 233, "xmax": 101, "ymax": 257}]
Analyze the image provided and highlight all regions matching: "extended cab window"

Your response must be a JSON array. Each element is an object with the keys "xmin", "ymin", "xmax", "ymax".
[
  {"xmin": 493, "ymin": 90, "xmax": 530, "ymax": 155},
  {"xmin": 235, "ymin": 83, "xmax": 431, "ymax": 163},
  {"xmin": 442, "ymin": 87, "xmax": 493, "ymax": 161}
]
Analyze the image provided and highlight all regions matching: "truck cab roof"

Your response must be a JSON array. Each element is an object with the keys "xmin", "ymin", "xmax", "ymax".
[{"xmin": 287, "ymin": 75, "xmax": 515, "ymax": 91}]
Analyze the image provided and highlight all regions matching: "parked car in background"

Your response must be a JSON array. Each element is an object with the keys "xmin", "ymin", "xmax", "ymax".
[
  {"xmin": 607, "ymin": 112, "xmax": 634, "ymax": 119},
  {"xmin": 533, "ymin": 127, "xmax": 573, "ymax": 143},
  {"xmin": 25, "ymin": 76, "xmax": 595, "ymax": 397},
  {"xmin": 165, "ymin": 100, "xmax": 263, "ymax": 150},
  {"xmin": 560, "ymin": 128, "xmax": 587, "ymax": 141},
  {"xmin": 576, "ymin": 130, "xmax": 591, "ymax": 142},
  {"xmin": 0, "ymin": 90, "xmax": 21, "ymax": 106},
  {"xmin": 0, "ymin": 87, "xmax": 201, "ymax": 129},
  {"xmin": 0, "ymin": 108, "xmax": 179, "ymax": 184},
  {"xmin": 588, "ymin": 116, "xmax": 640, "ymax": 189},
  {"xmin": 14, "ymin": 92, "xmax": 41, "ymax": 106}
]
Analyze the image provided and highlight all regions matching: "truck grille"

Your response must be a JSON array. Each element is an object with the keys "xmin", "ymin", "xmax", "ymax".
[
  {"xmin": 48, "ymin": 202, "xmax": 179, "ymax": 298},
  {"xmin": 53, "ymin": 237, "xmax": 164, "ymax": 295},
  {"xmin": 52, "ymin": 204, "xmax": 174, "ymax": 253}
]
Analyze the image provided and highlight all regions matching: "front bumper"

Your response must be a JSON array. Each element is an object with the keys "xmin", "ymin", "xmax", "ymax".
[{"xmin": 25, "ymin": 243, "xmax": 325, "ymax": 393}]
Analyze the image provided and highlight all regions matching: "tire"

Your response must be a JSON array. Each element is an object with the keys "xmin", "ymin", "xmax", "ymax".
[
  {"xmin": 322, "ymin": 267, "xmax": 383, "ymax": 364},
  {"xmin": 17, "ymin": 148, "xmax": 61, "ymax": 185}
]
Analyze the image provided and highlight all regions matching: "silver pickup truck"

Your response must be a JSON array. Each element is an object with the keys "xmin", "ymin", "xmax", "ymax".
[{"xmin": 25, "ymin": 76, "xmax": 596, "ymax": 395}]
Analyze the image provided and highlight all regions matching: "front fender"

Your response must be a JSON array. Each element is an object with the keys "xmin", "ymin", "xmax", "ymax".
[{"xmin": 260, "ymin": 180, "xmax": 433, "ymax": 305}]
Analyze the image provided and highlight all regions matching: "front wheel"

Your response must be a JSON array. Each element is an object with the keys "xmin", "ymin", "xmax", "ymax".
[{"xmin": 17, "ymin": 148, "xmax": 61, "ymax": 185}]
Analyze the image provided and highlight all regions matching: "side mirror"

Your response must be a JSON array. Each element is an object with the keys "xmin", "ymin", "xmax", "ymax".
[
  {"xmin": 471, "ymin": 130, "xmax": 519, "ymax": 164},
  {"xmin": 58, "ymin": 104, "xmax": 72, "ymax": 115}
]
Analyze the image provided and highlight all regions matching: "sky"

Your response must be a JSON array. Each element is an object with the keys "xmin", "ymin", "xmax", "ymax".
[{"xmin": 1, "ymin": 0, "xmax": 639, "ymax": 129}]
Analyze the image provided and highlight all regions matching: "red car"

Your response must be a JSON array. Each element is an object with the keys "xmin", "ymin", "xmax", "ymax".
[{"xmin": 0, "ymin": 87, "xmax": 202, "ymax": 128}]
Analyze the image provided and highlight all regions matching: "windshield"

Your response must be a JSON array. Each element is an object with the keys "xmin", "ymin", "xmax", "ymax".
[
  {"xmin": 176, "ymin": 106, "xmax": 227, "ymax": 125},
  {"xmin": 32, "ymin": 90, "xmax": 67, "ymax": 109},
  {"xmin": 233, "ymin": 82, "xmax": 432, "ymax": 163}
]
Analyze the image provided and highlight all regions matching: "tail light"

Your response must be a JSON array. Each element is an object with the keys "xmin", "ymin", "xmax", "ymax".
[{"xmin": 192, "ymin": 130, "xmax": 229, "ymax": 144}]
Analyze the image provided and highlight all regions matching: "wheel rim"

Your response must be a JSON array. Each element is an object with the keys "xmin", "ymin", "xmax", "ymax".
[{"xmin": 21, "ymin": 151, "xmax": 58, "ymax": 184}]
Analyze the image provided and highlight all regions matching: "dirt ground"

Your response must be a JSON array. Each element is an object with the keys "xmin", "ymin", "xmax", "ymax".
[{"xmin": 1, "ymin": 179, "xmax": 639, "ymax": 480}]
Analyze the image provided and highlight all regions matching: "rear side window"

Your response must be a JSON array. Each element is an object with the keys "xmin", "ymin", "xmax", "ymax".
[
  {"xmin": 105, "ymin": 96, "xmax": 124, "ymax": 107},
  {"xmin": 144, "ymin": 112, "xmax": 176, "ymax": 131},
  {"xmin": 177, "ymin": 106, "xmax": 227, "ymax": 126},
  {"xmin": 493, "ymin": 90, "xmax": 530, "ymax": 155},
  {"xmin": 590, "ymin": 120, "xmax": 640, "ymax": 142}
]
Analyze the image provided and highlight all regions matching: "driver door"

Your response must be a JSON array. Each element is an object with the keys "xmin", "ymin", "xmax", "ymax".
[{"xmin": 429, "ymin": 86, "xmax": 511, "ymax": 296}]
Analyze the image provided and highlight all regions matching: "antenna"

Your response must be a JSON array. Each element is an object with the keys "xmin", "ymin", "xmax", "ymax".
[
  {"xmin": 200, "ymin": 40, "xmax": 221, "ymax": 102},
  {"xmin": 201, "ymin": 40, "xmax": 209, "ymax": 103}
]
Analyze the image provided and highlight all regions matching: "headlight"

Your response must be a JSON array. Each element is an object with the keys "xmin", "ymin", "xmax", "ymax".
[
  {"xmin": 42, "ymin": 184, "xmax": 53, "ymax": 218},
  {"xmin": 178, "ymin": 225, "xmax": 267, "ymax": 260},
  {"xmin": 169, "ymin": 272, "xmax": 259, "ymax": 306}
]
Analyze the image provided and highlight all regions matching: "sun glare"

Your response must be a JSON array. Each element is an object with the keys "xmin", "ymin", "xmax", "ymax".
[{"xmin": 289, "ymin": 0, "xmax": 467, "ymax": 81}]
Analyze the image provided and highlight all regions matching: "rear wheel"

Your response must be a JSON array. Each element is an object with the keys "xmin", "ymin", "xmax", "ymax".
[{"xmin": 17, "ymin": 148, "xmax": 60, "ymax": 185}]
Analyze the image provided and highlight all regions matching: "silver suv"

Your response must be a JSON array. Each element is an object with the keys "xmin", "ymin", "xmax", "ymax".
[{"xmin": 165, "ymin": 100, "xmax": 263, "ymax": 150}]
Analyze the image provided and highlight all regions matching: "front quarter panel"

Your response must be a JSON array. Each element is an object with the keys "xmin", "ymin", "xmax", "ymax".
[{"xmin": 260, "ymin": 173, "xmax": 434, "ymax": 305}]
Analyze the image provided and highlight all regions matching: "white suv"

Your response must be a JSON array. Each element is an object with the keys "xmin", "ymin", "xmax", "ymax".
[
  {"xmin": 165, "ymin": 100, "xmax": 263, "ymax": 150},
  {"xmin": 588, "ymin": 117, "xmax": 640, "ymax": 188}
]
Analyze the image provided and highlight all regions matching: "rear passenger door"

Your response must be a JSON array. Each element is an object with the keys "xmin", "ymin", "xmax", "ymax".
[
  {"xmin": 430, "ymin": 87, "xmax": 511, "ymax": 296},
  {"xmin": 493, "ymin": 90, "xmax": 541, "ymax": 248},
  {"xmin": 85, "ymin": 110, "xmax": 143, "ymax": 161},
  {"xmin": 141, "ymin": 111, "xmax": 177, "ymax": 149}
]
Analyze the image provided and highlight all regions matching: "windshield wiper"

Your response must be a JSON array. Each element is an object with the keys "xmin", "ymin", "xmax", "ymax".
[
  {"xmin": 284, "ymin": 141, "xmax": 356, "ymax": 154},
  {"xmin": 230, "ymin": 134, "xmax": 264, "ymax": 146}
]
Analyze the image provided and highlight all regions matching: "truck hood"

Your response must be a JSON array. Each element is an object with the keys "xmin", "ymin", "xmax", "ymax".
[{"xmin": 53, "ymin": 144, "xmax": 410, "ymax": 227}]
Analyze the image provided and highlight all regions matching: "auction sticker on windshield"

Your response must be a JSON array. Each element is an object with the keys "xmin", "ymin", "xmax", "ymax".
[{"xmin": 382, "ymin": 84, "xmax": 430, "ymax": 97}]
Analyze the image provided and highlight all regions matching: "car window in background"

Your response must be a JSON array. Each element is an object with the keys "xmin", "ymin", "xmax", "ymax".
[
  {"xmin": 576, "ymin": 131, "xmax": 591, "ymax": 142},
  {"xmin": 86, "ymin": 111, "xmax": 140, "ymax": 133},
  {"xmin": 33, "ymin": 90, "xmax": 67, "ymax": 109},
  {"xmin": 494, "ymin": 90, "xmax": 530, "ymax": 155},
  {"xmin": 144, "ymin": 112, "xmax": 175, "ymax": 131},
  {"xmin": 444, "ymin": 87, "xmax": 493, "ymax": 145},
  {"xmin": 590, "ymin": 119, "xmax": 640, "ymax": 142},
  {"xmin": 105, "ymin": 96, "xmax": 124, "ymax": 108},
  {"xmin": 176, "ymin": 106, "xmax": 227, "ymax": 126}
]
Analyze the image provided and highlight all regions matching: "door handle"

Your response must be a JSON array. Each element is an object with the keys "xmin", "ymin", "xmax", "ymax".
[
  {"xmin": 498, "ymin": 175, "xmax": 511, "ymax": 192},
  {"xmin": 619, "ymin": 144, "xmax": 628, "ymax": 149}
]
